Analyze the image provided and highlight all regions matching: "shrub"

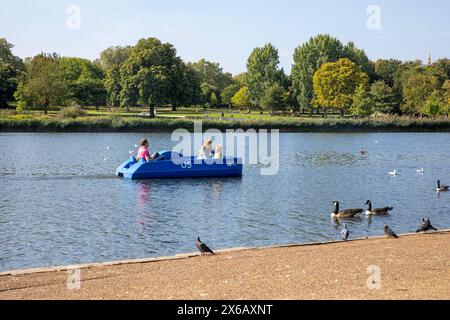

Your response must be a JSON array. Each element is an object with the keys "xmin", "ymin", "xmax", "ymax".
[
  {"xmin": 16, "ymin": 101, "xmax": 27, "ymax": 113},
  {"xmin": 58, "ymin": 105, "xmax": 86, "ymax": 119}
]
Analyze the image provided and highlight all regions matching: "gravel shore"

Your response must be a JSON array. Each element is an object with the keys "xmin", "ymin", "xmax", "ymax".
[{"xmin": 1, "ymin": 231, "xmax": 449, "ymax": 300}]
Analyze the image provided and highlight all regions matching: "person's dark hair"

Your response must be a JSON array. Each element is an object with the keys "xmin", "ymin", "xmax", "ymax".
[{"xmin": 141, "ymin": 139, "xmax": 149, "ymax": 147}]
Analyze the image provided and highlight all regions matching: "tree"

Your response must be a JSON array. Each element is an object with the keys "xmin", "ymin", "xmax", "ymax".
[
  {"xmin": 231, "ymin": 86, "xmax": 251, "ymax": 109},
  {"xmin": 260, "ymin": 83, "xmax": 286, "ymax": 113},
  {"xmin": 291, "ymin": 34, "xmax": 373, "ymax": 111},
  {"xmin": 350, "ymin": 83, "xmax": 372, "ymax": 117},
  {"xmin": 292, "ymin": 35, "xmax": 344, "ymax": 110},
  {"xmin": 221, "ymin": 83, "xmax": 241, "ymax": 108},
  {"xmin": 188, "ymin": 59, "xmax": 233, "ymax": 106},
  {"xmin": 401, "ymin": 73, "xmax": 438, "ymax": 115},
  {"xmin": 370, "ymin": 80, "xmax": 397, "ymax": 114},
  {"xmin": 245, "ymin": 43, "xmax": 283, "ymax": 106},
  {"xmin": 374, "ymin": 59, "xmax": 403, "ymax": 86},
  {"xmin": 60, "ymin": 57, "xmax": 106, "ymax": 108},
  {"xmin": 98, "ymin": 46, "xmax": 131, "ymax": 107},
  {"xmin": 14, "ymin": 53, "xmax": 68, "ymax": 114},
  {"xmin": 0, "ymin": 38, "xmax": 24, "ymax": 71},
  {"xmin": 312, "ymin": 58, "xmax": 369, "ymax": 117},
  {"xmin": 170, "ymin": 62, "xmax": 201, "ymax": 111},
  {"xmin": 428, "ymin": 59, "xmax": 450, "ymax": 86},
  {"xmin": 343, "ymin": 42, "xmax": 375, "ymax": 81},
  {"xmin": 0, "ymin": 62, "xmax": 18, "ymax": 106},
  {"xmin": 0, "ymin": 38, "xmax": 24, "ymax": 106},
  {"xmin": 422, "ymin": 90, "xmax": 445, "ymax": 116},
  {"xmin": 443, "ymin": 80, "xmax": 450, "ymax": 105},
  {"xmin": 119, "ymin": 38, "xmax": 180, "ymax": 117}
]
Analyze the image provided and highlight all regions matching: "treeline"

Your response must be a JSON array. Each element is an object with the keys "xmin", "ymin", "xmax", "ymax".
[{"xmin": 1, "ymin": 35, "xmax": 449, "ymax": 117}]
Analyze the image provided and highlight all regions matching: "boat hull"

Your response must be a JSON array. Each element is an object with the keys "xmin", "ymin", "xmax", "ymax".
[{"xmin": 116, "ymin": 151, "xmax": 243, "ymax": 180}]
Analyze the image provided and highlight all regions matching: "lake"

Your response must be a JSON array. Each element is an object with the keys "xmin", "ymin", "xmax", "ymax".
[{"xmin": 0, "ymin": 132, "xmax": 449, "ymax": 272}]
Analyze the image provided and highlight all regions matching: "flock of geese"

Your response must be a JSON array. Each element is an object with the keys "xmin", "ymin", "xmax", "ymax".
[
  {"xmin": 333, "ymin": 179, "xmax": 448, "ymax": 241},
  {"xmin": 196, "ymin": 179, "xmax": 448, "ymax": 255}
]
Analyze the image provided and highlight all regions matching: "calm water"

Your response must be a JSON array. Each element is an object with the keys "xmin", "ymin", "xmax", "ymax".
[{"xmin": 0, "ymin": 132, "xmax": 449, "ymax": 272}]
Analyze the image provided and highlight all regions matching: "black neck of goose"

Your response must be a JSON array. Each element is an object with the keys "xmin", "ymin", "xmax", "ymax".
[
  {"xmin": 367, "ymin": 202, "xmax": 372, "ymax": 211},
  {"xmin": 333, "ymin": 203, "xmax": 339, "ymax": 214},
  {"xmin": 437, "ymin": 181, "xmax": 441, "ymax": 188}
]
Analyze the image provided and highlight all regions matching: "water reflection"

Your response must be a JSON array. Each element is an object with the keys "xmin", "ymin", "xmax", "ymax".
[{"xmin": 135, "ymin": 182, "xmax": 152, "ymax": 234}]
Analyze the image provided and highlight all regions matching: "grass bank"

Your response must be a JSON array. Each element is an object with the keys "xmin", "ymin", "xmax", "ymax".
[{"xmin": 2, "ymin": 114, "xmax": 450, "ymax": 132}]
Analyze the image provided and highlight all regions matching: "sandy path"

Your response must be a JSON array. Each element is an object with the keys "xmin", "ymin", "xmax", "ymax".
[{"xmin": 1, "ymin": 231, "xmax": 449, "ymax": 300}]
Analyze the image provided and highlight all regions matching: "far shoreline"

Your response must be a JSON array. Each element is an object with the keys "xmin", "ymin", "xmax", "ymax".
[{"xmin": 2, "ymin": 116, "xmax": 450, "ymax": 133}]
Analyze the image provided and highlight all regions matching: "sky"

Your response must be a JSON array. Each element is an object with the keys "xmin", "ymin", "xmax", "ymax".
[{"xmin": 1, "ymin": 0, "xmax": 449, "ymax": 74}]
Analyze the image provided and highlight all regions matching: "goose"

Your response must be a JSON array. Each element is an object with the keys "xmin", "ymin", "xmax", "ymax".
[
  {"xmin": 384, "ymin": 225, "xmax": 398, "ymax": 238},
  {"xmin": 331, "ymin": 201, "xmax": 363, "ymax": 219},
  {"xmin": 388, "ymin": 169, "xmax": 397, "ymax": 176},
  {"xmin": 196, "ymin": 237, "xmax": 215, "ymax": 256},
  {"xmin": 416, "ymin": 218, "xmax": 437, "ymax": 233},
  {"xmin": 436, "ymin": 180, "xmax": 449, "ymax": 192},
  {"xmin": 341, "ymin": 223, "xmax": 350, "ymax": 241},
  {"xmin": 365, "ymin": 200, "xmax": 394, "ymax": 216}
]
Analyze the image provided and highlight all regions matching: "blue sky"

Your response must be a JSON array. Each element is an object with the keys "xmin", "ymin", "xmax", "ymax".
[{"xmin": 1, "ymin": 0, "xmax": 449, "ymax": 74}]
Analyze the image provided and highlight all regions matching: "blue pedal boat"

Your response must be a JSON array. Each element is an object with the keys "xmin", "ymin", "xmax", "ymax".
[{"xmin": 116, "ymin": 150, "xmax": 243, "ymax": 180}]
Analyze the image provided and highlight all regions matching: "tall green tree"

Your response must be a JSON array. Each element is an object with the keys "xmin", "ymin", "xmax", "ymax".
[
  {"xmin": 370, "ymin": 80, "xmax": 397, "ymax": 114},
  {"xmin": 15, "ymin": 53, "xmax": 68, "ymax": 114},
  {"xmin": 292, "ymin": 35, "xmax": 344, "ymax": 111},
  {"xmin": 350, "ymin": 83, "xmax": 372, "ymax": 117},
  {"xmin": 0, "ymin": 38, "xmax": 24, "ymax": 106},
  {"xmin": 312, "ymin": 58, "xmax": 369, "ymax": 117},
  {"xmin": 260, "ymin": 83, "xmax": 287, "ymax": 113},
  {"xmin": 119, "ymin": 38, "xmax": 180, "ymax": 117},
  {"xmin": 246, "ymin": 43, "xmax": 284, "ymax": 106},
  {"xmin": 343, "ymin": 42, "xmax": 375, "ymax": 81},
  {"xmin": 401, "ymin": 73, "xmax": 438, "ymax": 115},
  {"xmin": 98, "ymin": 46, "xmax": 131, "ymax": 107},
  {"xmin": 188, "ymin": 59, "xmax": 233, "ymax": 106},
  {"xmin": 292, "ymin": 35, "xmax": 374, "ymax": 111},
  {"xmin": 422, "ymin": 90, "xmax": 445, "ymax": 116},
  {"xmin": 0, "ymin": 62, "xmax": 19, "ymax": 107},
  {"xmin": 60, "ymin": 57, "xmax": 106, "ymax": 108},
  {"xmin": 221, "ymin": 83, "xmax": 241, "ymax": 108}
]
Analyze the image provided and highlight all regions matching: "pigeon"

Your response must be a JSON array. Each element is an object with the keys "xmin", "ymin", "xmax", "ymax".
[
  {"xmin": 416, "ymin": 218, "xmax": 437, "ymax": 233},
  {"xmin": 341, "ymin": 223, "xmax": 350, "ymax": 241},
  {"xmin": 196, "ymin": 237, "xmax": 215, "ymax": 255},
  {"xmin": 384, "ymin": 225, "xmax": 398, "ymax": 238}
]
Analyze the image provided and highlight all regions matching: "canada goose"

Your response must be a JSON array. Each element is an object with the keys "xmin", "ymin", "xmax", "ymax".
[
  {"xmin": 341, "ymin": 223, "xmax": 350, "ymax": 241},
  {"xmin": 436, "ymin": 180, "xmax": 449, "ymax": 192},
  {"xmin": 416, "ymin": 218, "xmax": 437, "ymax": 233},
  {"xmin": 365, "ymin": 200, "xmax": 394, "ymax": 216},
  {"xmin": 384, "ymin": 225, "xmax": 398, "ymax": 238},
  {"xmin": 388, "ymin": 169, "xmax": 397, "ymax": 176},
  {"xmin": 331, "ymin": 201, "xmax": 363, "ymax": 219}
]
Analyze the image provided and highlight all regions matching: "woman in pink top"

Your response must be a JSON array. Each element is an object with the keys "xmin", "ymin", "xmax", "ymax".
[
  {"xmin": 137, "ymin": 139, "xmax": 162, "ymax": 162},
  {"xmin": 137, "ymin": 139, "xmax": 152, "ymax": 161}
]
